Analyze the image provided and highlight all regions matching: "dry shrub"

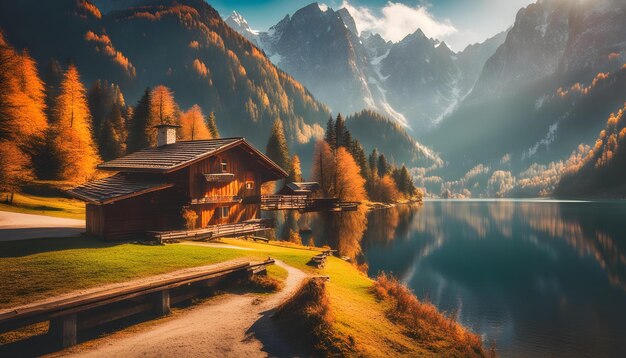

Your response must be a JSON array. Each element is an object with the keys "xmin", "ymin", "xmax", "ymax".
[
  {"xmin": 247, "ymin": 273, "xmax": 284, "ymax": 292},
  {"xmin": 373, "ymin": 273, "xmax": 495, "ymax": 358},
  {"xmin": 182, "ymin": 207, "xmax": 198, "ymax": 230},
  {"xmin": 274, "ymin": 278, "xmax": 355, "ymax": 356}
]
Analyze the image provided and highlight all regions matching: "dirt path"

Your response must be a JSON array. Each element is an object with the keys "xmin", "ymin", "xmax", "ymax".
[
  {"xmin": 0, "ymin": 211, "xmax": 84, "ymax": 241},
  {"xmin": 57, "ymin": 260, "xmax": 308, "ymax": 358}
]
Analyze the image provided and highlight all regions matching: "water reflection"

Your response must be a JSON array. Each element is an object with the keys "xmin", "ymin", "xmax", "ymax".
[{"xmin": 362, "ymin": 200, "xmax": 626, "ymax": 358}]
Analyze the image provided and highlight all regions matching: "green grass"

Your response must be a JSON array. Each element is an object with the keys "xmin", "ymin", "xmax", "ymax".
[
  {"xmin": 0, "ymin": 192, "xmax": 85, "ymax": 220},
  {"xmin": 0, "ymin": 237, "xmax": 485, "ymax": 356},
  {"xmin": 0, "ymin": 237, "xmax": 254, "ymax": 309},
  {"xmin": 219, "ymin": 239, "xmax": 459, "ymax": 357}
]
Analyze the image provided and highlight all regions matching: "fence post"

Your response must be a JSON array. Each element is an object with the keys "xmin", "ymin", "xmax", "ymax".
[
  {"xmin": 49, "ymin": 313, "xmax": 77, "ymax": 348},
  {"xmin": 153, "ymin": 290, "xmax": 171, "ymax": 316}
]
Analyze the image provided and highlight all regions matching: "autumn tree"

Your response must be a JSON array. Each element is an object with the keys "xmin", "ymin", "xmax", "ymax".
[
  {"xmin": 0, "ymin": 143, "xmax": 32, "ymax": 203},
  {"xmin": 180, "ymin": 105, "xmax": 211, "ymax": 141},
  {"xmin": 127, "ymin": 85, "xmax": 179, "ymax": 149},
  {"xmin": 348, "ymin": 139, "xmax": 369, "ymax": 179},
  {"xmin": 0, "ymin": 34, "xmax": 47, "ymax": 193},
  {"xmin": 207, "ymin": 111, "xmax": 220, "ymax": 138},
  {"xmin": 50, "ymin": 65, "xmax": 100, "ymax": 182},
  {"xmin": 311, "ymin": 140, "xmax": 336, "ymax": 197},
  {"xmin": 151, "ymin": 85, "xmax": 178, "ymax": 125},
  {"xmin": 311, "ymin": 140, "xmax": 366, "ymax": 202},
  {"xmin": 288, "ymin": 154, "xmax": 303, "ymax": 183},
  {"xmin": 266, "ymin": 118, "xmax": 292, "ymax": 175}
]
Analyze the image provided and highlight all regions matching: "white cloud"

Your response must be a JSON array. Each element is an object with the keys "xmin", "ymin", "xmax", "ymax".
[{"xmin": 341, "ymin": 1, "xmax": 457, "ymax": 43}]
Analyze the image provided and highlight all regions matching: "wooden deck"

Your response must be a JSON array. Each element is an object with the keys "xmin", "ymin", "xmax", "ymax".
[
  {"xmin": 0, "ymin": 259, "xmax": 274, "ymax": 349},
  {"xmin": 147, "ymin": 218, "xmax": 274, "ymax": 243},
  {"xmin": 259, "ymin": 195, "xmax": 359, "ymax": 212}
]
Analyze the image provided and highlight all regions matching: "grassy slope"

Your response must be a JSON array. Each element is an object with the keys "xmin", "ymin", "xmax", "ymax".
[
  {"xmin": 0, "ymin": 237, "xmax": 479, "ymax": 356},
  {"xmin": 0, "ymin": 193, "xmax": 85, "ymax": 220},
  {"xmin": 0, "ymin": 237, "xmax": 252, "ymax": 308}
]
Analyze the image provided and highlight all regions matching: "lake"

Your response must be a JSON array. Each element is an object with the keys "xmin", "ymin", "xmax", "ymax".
[{"xmin": 361, "ymin": 200, "xmax": 626, "ymax": 357}]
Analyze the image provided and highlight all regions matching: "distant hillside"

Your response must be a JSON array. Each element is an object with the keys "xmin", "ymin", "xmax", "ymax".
[
  {"xmin": 0, "ymin": 0, "xmax": 329, "ymax": 150},
  {"xmin": 556, "ymin": 102, "xmax": 626, "ymax": 197},
  {"xmin": 345, "ymin": 110, "xmax": 443, "ymax": 170}
]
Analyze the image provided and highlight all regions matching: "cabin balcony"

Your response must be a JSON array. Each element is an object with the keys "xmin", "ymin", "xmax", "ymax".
[
  {"xmin": 203, "ymin": 173, "xmax": 235, "ymax": 183},
  {"xmin": 190, "ymin": 195, "xmax": 243, "ymax": 205}
]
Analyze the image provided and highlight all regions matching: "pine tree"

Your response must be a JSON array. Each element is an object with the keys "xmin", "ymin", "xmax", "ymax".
[
  {"xmin": 335, "ymin": 113, "xmax": 347, "ymax": 148},
  {"xmin": 206, "ymin": 111, "xmax": 220, "ymax": 138},
  {"xmin": 43, "ymin": 58, "xmax": 63, "ymax": 123},
  {"xmin": 266, "ymin": 118, "xmax": 292, "ymax": 175},
  {"xmin": 377, "ymin": 153, "xmax": 388, "ymax": 178},
  {"xmin": 369, "ymin": 149, "xmax": 379, "ymax": 177},
  {"xmin": 127, "ymin": 88, "xmax": 152, "ymax": 152},
  {"xmin": 325, "ymin": 115, "xmax": 336, "ymax": 150},
  {"xmin": 50, "ymin": 64, "xmax": 100, "ymax": 182},
  {"xmin": 349, "ymin": 139, "xmax": 369, "ymax": 180}
]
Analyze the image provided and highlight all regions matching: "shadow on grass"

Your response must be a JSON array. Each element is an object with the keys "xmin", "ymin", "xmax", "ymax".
[{"xmin": 0, "ymin": 235, "xmax": 120, "ymax": 258}]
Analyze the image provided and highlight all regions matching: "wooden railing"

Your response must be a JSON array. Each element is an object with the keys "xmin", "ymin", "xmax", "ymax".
[
  {"xmin": 148, "ymin": 218, "xmax": 275, "ymax": 243},
  {"xmin": 190, "ymin": 196, "xmax": 243, "ymax": 205},
  {"xmin": 0, "ymin": 259, "xmax": 274, "ymax": 350},
  {"xmin": 259, "ymin": 195, "xmax": 359, "ymax": 212},
  {"xmin": 203, "ymin": 173, "xmax": 235, "ymax": 183}
]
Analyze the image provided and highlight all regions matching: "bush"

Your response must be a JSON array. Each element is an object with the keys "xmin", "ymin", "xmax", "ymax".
[
  {"xmin": 182, "ymin": 207, "xmax": 198, "ymax": 230},
  {"xmin": 373, "ymin": 273, "xmax": 494, "ymax": 357},
  {"xmin": 274, "ymin": 278, "xmax": 355, "ymax": 356}
]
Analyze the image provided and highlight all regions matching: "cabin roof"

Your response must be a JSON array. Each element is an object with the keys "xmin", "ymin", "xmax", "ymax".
[
  {"xmin": 67, "ymin": 173, "xmax": 174, "ymax": 205},
  {"xmin": 280, "ymin": 182, "xmax": 321, "ymax": 194},
  {"xmin": 97, "ymin": 138, "xmax": 288, "ymax": 177}
]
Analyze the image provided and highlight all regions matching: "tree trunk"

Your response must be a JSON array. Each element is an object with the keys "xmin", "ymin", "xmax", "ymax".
[{"xmin": 9, "ymin": 192, "xmax": 14, "ymax": 204}]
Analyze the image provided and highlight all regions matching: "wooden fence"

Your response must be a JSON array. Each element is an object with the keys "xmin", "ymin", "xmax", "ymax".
[{"xmin": 0, "ymin": 259, "xmax": 274, "ymax": 349}]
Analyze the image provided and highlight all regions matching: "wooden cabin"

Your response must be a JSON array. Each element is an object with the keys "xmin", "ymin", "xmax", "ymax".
[
  {"xmin": 277, "ymin": 182, "xmax": 321, "ymax": 196},
  {"xmin": 69, "ymin": 124, "xmax": 287, "ymax": 241}
]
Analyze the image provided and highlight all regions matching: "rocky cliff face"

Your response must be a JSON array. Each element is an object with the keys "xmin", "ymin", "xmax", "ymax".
[
  {"xmin": 233, "ymin": 2, "xmax": 505, "ymax": 131},
  {"xmin": 472, "ymin": 0, "xmax": 626, "ymax": 98}
]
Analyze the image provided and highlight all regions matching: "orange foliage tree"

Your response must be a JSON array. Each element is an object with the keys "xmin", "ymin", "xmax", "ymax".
[
  {"xmin": 151, "ymin": 85, "xmax": 179, "ymax": 125},
  {"xmin": 51, "ymin": 65, "xmax": 100, "ymax": 183},
  {"xmin": 0, "ymin": 33, "xmax": 46, "ymax": 197},
  {"xmin": 179, "ymin": 105, "xmax": 211, "ymax": 140}
]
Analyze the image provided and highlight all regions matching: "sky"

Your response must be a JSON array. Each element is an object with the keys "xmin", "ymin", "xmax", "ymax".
[{"xmin": 208, "ymin": 0, "xmax": 535, "ymax": 51}]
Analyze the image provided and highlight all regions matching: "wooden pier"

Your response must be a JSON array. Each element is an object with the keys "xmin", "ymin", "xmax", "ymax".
[
  {"xmin": 259, "ymin": 195, "xmax": 359, "ymax": 212},
  {"xmin": 147, "ymin": 218, "xmax": 275, "ymax": 243},
  {"xmin": 0, "ymin": 259, "xmax": 274, "ymax": 349}
]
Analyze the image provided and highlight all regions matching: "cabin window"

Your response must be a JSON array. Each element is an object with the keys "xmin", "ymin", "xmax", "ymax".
[
  {"xmin": 221, "ymin": 159, "xmax": 228, "ymax": 173},
  {"xmin": 219, "ymin": 206, "xmax": 229, "ymax": 219},
  {"xmin": 245, "ymin": 181, "xmax": 255, "ymax": 190}
]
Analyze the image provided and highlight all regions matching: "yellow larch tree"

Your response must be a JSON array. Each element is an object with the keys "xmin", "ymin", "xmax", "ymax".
[
  {"xmin": 150, "ymin": 85, "xmax": 178, "ymax": 125},
  {"xmin": 51, "ymin": 64, "xmax": 100, "ymax": 183},
  {"xmin": 179, "ymin": 105, "xmax": 211, "ymax": 141}
]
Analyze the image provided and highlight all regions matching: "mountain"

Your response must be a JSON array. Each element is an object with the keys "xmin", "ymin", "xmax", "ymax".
[
  {"xmin": 225, "ymin": 11, "xmax": 260, "ymax": 46},
  {"xmin": 471, "ymin": 0, "xmax": 626, "ymax": 99},
  {"xmin": 424, "ymin": 0, "xmax": 626, "ymax": 192},
  {"xmin": 345, "ymin": 110, "xmax": 443, "ymax": 170},
  {"xmin": 229, "ymin": 3, "xmax": 506, "ymax": 131},
  {"xmin": 254, "ymin": 3, "xmax": 387, "ymax": 123},
  {"xmin": 0, "ymin": 0, "xmax": 330, "ymax": 152}
]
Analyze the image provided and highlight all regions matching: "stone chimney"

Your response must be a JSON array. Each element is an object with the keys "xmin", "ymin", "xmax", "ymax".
[{"xmin": 155, "ymin": 124, "xmax": 180, "ymax": 147}]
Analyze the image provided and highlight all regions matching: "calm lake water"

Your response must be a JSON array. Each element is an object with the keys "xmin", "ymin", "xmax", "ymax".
[{"xmin": 360, "ymin": 200, "xmax": 626, "ymax": 358}]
